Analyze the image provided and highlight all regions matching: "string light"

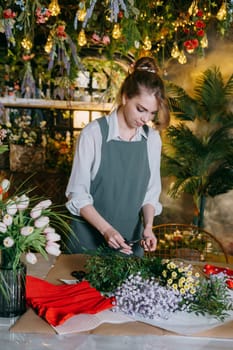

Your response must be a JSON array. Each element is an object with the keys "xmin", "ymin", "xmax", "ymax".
[
  {"xmin": 78, "ymin": 29, "xmax": 87, "ymax": 46},
  {"xmin": 21, "ymin": 38, "xmax": 33, "ymax": 51},
  {"xmin": 216, "ymin": 2, "xmax": 227, "ymax": 21},
  {"xmin": 171, "ymin": 42, "xmax": 180, "ymax": 58},
  {"xmin": 178, "ymin": 50, "xmax": 187, "ymax": 64},
  {"xmin": 143, "ymin": 36, "xmax": 152, "ymax": 51},
  {"xmin": 48, "ymin": 0, "xmax": 61, "ymax": 16},
  {"xmin": 44, "ymin": 36, "xmax": 53, "ymax": 53},
  {"xmin": 200, "ymin": 34, "xmax": 208, "ymax": 48},
  {"xmin": 112, "ymin": 24, "xmax": 121, "ymax": 39},
  {"xmin": 77, "ymin": 7, "xmax": 86, "ymax": 22}
]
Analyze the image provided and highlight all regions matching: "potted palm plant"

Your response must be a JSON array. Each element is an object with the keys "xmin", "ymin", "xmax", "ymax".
[{"xmin": 162, "ymin": 66, "xmax": 233, "ymax": 228}]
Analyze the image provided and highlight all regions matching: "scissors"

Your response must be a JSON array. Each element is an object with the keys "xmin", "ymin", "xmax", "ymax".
[{"xmin": 124, "ymin": 238, "xmax": 146, "ymax": 247}]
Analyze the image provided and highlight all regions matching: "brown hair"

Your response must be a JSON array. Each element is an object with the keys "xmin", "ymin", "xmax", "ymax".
[{"xmin": 119, "ymin": 57, "xmax": 170, "ymax": 130}]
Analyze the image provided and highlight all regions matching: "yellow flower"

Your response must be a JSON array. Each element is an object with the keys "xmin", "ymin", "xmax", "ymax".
[
  {"xmin": 180, "ymin": 288, "xmax": 186, "ymax": 294},
  {"xmin": 167, "ymin": 278, "xmax": 173, "ymax": 285},
  {"xmin": 162, "ymin": 270, "xmax": 167, "ymax": 277},
  {"xmin": 171, "ymin": 271, "xmax": 177, "ymax": 278},
  {"xmin": 195, "ymin": 272, "xmax": 200, "ymax": 278},
  {"xmin": 172, "ymin": 283, "xmax": 178, "ymax": 290},
  {"xmin": 190, "ymin": 288, "xmax": 196, "ymax": 294}
]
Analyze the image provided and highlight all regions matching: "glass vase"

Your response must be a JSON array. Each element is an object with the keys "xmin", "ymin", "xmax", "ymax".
[{"xmin": 0, "ymin": 253, "xmax": 27, "ymax": 317}]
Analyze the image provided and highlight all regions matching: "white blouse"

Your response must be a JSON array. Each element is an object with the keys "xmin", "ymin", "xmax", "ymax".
[{"xmin": 66, "ymin": 109, "xmax": 162, "ymax": 217}]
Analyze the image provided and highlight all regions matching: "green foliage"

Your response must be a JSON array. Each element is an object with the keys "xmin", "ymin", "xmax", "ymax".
[
  {"xmin": 84, "ymin": 246, "xmax": 163, "ymax": 293},
  {"xmin": 188, "ymin": 275, "xmax": 233, "ymax": 321},
  {"xmin": 163, "ymin": 66, "xmax": 233, "ymax": 226}
]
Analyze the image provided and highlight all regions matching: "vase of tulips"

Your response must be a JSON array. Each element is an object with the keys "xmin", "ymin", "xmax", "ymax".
[{"xmin": 0, "ymin": 177, "xmax": 73, "ymax": 317}]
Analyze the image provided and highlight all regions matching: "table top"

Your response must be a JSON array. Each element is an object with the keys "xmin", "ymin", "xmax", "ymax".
[{"xmin": 1, "ymin": 254, "xmax": 233, "ymax": 350}]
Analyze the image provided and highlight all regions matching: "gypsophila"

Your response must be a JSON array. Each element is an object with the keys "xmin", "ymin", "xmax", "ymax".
[{"xmin": 113, "ymin": 272, "xmax": 182, "ymax": 320}]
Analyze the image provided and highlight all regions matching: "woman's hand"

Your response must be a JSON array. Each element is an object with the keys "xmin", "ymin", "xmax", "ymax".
[
  {"xmin": 141, "ymin": 226, "xmax": 157, "ymax": 252},
  {"xmin": 103, "ymin": 226, "xmax": 133, "ymax": 255}
]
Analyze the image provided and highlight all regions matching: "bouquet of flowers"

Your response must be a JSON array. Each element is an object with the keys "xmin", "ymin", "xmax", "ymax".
[
  {"xmin": 0, "ymin": 177, "xmax": 72, "ymax": 271},
  {"xmin": 85, "ymin": 248, "xmax": 233, "ymax": 321}
]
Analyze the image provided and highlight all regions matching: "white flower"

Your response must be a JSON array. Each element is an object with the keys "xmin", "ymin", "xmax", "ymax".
[
  {"xmin": 34, "ymin": 216, "xmax": 50, "ymax": 228},
  {"xmin": 3, "ymin": 214, "xmax": 13, "ymax": 226},
  {"xmin": 30, "ymin": 206, "xmax": 42, "ymax": 219},
  {"xmin": 45, "ymin": 242, "xmax": 61, "ymax": 256},
  {"xmin": 38, "ymin": 199, "xmax": 52, "ymax": 209},
  {"xmin": 30, "ymin": 200, "xmax": 52, "ymax": 219},
  {"xmin": 0, "ymin": 222, "xmax": 7, "ymax": 233},
  {"xmin": 25, "ymin": 252, "xmax": 37, "ymax": 264},
  {"xmin": 43, "ymin": 226, "xmax": 55, "ymax": 234},
  {"xmin": 17, "ymin": 194, "xmax": 30, "ymax": 211},
  {"xmin": 3, "ymin": 236, "xmax": 14, "ymax": 247},
  {"xmin": 1, "ymin": 179, "xmax": 10, "ymax": 193},
  {"xmin": 20, "ymin": 226, "xmax": 34, "ymax": 236},
  {"xmin": 6, "ymin": 200, "xmax": 18, "ymax": 215},
  {"xmin": 46, "ymin": 232, "xmax": 61, "ymax": 242}
]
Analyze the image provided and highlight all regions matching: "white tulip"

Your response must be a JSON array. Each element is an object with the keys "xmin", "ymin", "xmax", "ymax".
[
  {"xmin": 3, "ymin": 236, "xmax": 14, "ymax": 247},
  {"xmin": 46, "ymin": 232, "xmax": 61, "ymax": 242},
  {"xmin": 0, "ymin": 222, "xmax": 7, "ymax": 233},
  {"xmin": 1, "ymin": 179, "xmax": 10, "ymax": 193},
  {"xmin": 17, "ymin": 194, "xmax": 30, "ymax": 211},
  {"xmin": 38, "ymin": 199, "xmax": 52, "ymax": 209},
  {"xmin": 43, "ymin": 226, "xmax": 55, "ymax": 234},
  {"xmin": 34, "ymin": 216, "xmax": 50, "ymax": 228},
  {"xmin": 6, "ymin": 201, "xmax": 17, "ymax": 215},
  {"xmin": 25, "ymin": 252, "xmax": 37, "ymax": 264},
  {"xmin": 3, "ymin": 214, "xmax": 13, "ymax": 226},
  {"xmin": 20, "ymin": 226, "xmax": 34, "ymax": 236},
  {"xmin": 45, "ymin": 242, "xmax": 61, "ymax": 256},
  {"xmin": 30, "ymin": 206, "xmax": 42, "ymax": 219}
]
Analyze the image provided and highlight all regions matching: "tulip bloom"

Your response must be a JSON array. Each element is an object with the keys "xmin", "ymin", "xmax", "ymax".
[
  {"xmin": 3, "ymin": 236, "xmax": 14, "ymax": 247},
  {"xmin": 26, "ymin": 252, "xmax": 38, "ymax": 264},
  {"xmin": 34, "ymin": 216, "xmax": 50, "ymax": 228}
]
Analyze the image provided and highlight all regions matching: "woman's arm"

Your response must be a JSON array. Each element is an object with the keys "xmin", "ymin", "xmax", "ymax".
[
  {"xmin": 80, "ymin": 204, "xmax": 133, "ymax": 254},
  {"xmin": 141, "ymin": 203, "xmax": 157, "ymax": 251}
]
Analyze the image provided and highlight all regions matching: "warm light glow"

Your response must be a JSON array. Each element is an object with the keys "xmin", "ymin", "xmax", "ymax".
[
  {"xmin": 178, "ymin": 50, "xmax": 187, "ymax": 64},
  {"xmin": 200, "ymin": 34, "xmax": 208, "ymax": 48},
  {"xmin": 143, "ymin": 36, "xmax": 152, "ymax": 51},
  {"xmin": 171, "ymin": 42, "xmax": 180, "ymax": 58},
  {"xmin": 78, "ymin": 29, "xmax": 87, "ymax": 46},
  {"xmin": 188, "ymin": 1, "xmax": 198, "ymax": 16},
  {"xmin": 44, "ymin": 36, "xmax": 53, "ymax": 53},
  {"xmin": 77, "ymin": 6, "xmax": 86, "ymax": 22},
  {"xmin": 21, "ymin": 38, "xmax": 33, "ymax": 51},
  {"xmin": 216, "ymin": 2, "xmax": 227, "ymax": 21},
  {"xmin": 48, "ymin": 0, "xmax": 61, "ymax": 16},
  {"xmin": 112, "ymin": 24, "xmax": 121, "ymax": 39}
]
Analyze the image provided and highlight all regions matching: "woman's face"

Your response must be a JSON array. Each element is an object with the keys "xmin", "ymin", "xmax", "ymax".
[{"xmin": 122, "ymin": 88, "xmax": 159, "ymax": 129}]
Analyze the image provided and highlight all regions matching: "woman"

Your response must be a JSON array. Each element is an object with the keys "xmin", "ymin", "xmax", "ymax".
[{"xmin": 65, "ymin": 56, "xmax": 170, "ymax": 256}]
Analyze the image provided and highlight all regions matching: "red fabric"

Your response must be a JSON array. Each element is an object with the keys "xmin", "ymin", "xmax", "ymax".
[
  {"xmin": 26, "ymin": 275, "xmax": 115, "ymax": 326},
  {"xmin": 203, "ymin": 264, "xmax": 233, "ymax": 289}
]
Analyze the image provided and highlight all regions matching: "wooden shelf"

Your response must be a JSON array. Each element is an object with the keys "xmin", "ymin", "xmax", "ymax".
[{"xmin": 0, "ymin": 97, "xmax": 113, "ymax": 112}]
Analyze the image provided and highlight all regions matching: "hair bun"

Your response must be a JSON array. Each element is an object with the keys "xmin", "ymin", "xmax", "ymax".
[{"xmin": 133, "ymin": 57, "xmax": 159, "ymax": 74}]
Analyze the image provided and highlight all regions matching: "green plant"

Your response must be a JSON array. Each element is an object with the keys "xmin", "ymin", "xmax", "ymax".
[
  {"xmin": 0, "ymin": 177, "xmax": 73, "ymax": 271},
  {"xmin": 163, "ymin": 66, "xmax": 233, "ymax": 227}
]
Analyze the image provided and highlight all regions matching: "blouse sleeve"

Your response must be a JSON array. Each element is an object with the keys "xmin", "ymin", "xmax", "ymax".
[{"xmin": 142, "ymin": 128, "xmax": 162, "ymax": 216}]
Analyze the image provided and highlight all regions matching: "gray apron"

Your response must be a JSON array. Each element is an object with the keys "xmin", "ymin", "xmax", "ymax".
[{"xmin": 66, "ymin": 116, "xmax": 150, "ymax": 256}]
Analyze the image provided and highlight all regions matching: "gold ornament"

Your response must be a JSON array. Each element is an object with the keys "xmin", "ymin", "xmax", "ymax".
[
  {"xmin": 44, "ymin": 36, "xmax": 53, "ymax": 53},
  {"xmin": 171, "ymin": 42, "xmax": 180, "ymax": 58},
  {"xmin": 48, "ymin": 0, "xmax": 61, "ymax": 16},
  {"xmin": 143, "ymin": 36, "xmax": 152, "ymax": 51},
  {"xmin": 78, "ymin": 29, "xmax": 87, "ymax": 46},
  {"xmin": 112, "ymin": 24, "xmax": 121, "ymax": 39},
  {"xmin": 200, "ymin": 34, "xmax": 208, "ymax": 48},
  {"xmin": 77, "ymin": 8, "xmax": 86, "ymax": 22},
  {"xmin": 21, "ymin": 38, "xmax": 33, "ymax": 51},
  {"xmin": 178, "ymin": 50, "xmax": 187, "ymax": 64},
  {"xmin": 216, "ymin": 2, "xmax": 227, "ymax": 21}
]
